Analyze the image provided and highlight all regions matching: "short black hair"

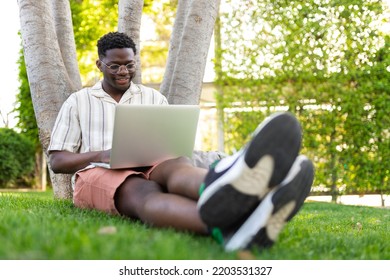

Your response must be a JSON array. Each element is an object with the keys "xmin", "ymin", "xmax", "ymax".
[{"xmin": 97, "ymin": 32, "xmax": 137, "ymax": 58}]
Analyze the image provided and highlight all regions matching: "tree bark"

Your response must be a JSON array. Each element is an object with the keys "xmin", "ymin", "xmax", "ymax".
[
  {"xmin": 159, "ymin": 0, "xmax": 190, "ymax": 97},
  {"xmin": 18, "ymin": 0, "xmax": 221, "ymax": 198},
  {"xmin": 163, "ymin": 0, "xmax": 221, "ymax": 105},
  {"xmin": 18, "ymin": 0, "xmax": 77, "ymax": 198},
  {"xmin": 52, "ymin": 0, "xmax": 82, "ymax": 90},
  {"xmin": 118, "ymin": 0, "xmax": 144, "ymax": 84}
]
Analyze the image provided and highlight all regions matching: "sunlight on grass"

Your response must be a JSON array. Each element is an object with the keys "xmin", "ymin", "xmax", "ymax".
[{"xmin": 0, "ymin": 191, "xmax": 389, "ymax": 260}]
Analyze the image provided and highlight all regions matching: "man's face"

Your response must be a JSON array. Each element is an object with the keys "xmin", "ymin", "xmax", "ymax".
[{"xmin": 97, "ymin": 48, "xmax": 136, "ymax": 95}]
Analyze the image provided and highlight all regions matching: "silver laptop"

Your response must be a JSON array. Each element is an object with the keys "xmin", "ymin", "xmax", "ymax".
[{"xmin": 91, "ymin": 104, "xmax": 200, "ymax": 169}]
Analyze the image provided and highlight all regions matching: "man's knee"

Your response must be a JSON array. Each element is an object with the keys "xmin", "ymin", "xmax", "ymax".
[
  {"xmin": 153, "ymin": 156, "xmax": 194, "ymax": 178},
  {"xmin": 114, "ymin": 176, "xmax": 162, "ymax": 217},
  {"xmin": 167, "ymin": 156, "xmax": 194, "ymax": 166}
]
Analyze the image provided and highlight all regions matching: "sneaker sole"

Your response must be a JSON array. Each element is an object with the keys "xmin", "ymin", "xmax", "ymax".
[
  {"xmin": 198, "ymin": 112, "xmax": 302, "ymax": 228},
  {"xmin": 224, "ymin": 155, "xmax": 314, "ymax": 251}
]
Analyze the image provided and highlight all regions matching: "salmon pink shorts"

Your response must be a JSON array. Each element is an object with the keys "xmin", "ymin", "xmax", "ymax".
[{"xmin": 73, "ymin": 165, "xmax": 158, "ymax": 215}]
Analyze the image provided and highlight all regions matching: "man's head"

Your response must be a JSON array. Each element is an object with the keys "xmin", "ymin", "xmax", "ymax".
[
  {"xmin": 97, "ymin": 32, "xmax": 137, "ymax": 58},
  {"xmin": 96, "ymin": 32, "xmax": 137, "ymax": 97}
]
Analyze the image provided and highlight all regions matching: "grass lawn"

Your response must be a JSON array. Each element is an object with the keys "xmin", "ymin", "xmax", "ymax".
[{"xmin": 0, "ymin": 190, "xmax": 389, "ymax": 260}]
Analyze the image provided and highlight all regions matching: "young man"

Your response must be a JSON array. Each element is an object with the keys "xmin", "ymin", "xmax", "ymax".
[{"xmin": 48, "ymin": 32, "xmax": 314, "ymax": 252}]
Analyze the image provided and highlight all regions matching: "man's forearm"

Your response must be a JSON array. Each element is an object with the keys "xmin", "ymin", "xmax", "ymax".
[{"xmin": 49, "ymin": 150, "xmax": 107, "ymax": 174}]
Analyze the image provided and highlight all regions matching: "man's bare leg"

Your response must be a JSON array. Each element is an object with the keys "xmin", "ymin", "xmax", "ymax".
[
  {"xmin": 114, "ymin": 176, "xmax": 208, "ymax": 234},
  {"xmin": 149, "ymin": 156, "xmax": 208, "ymax": 200}
]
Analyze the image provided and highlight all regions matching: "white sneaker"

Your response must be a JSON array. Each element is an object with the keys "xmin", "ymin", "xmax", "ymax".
[
  {"xmin": 198, "ymin": 112, "xmax": 302, "ymax": 229},
  {"xmin": 224, "ymin": 155, "xmax": 315, "ymax": 251}
]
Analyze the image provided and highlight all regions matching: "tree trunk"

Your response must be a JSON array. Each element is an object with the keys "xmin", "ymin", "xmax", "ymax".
[
  {"xmin": 329, "ymin": 126, "xmax": 338, "ymax": 203},
  {"xmin": 161, "ymin": 0, "xmax": 221, "ymax": 105},
  {"xmin": 52, "ymin": 0, "xmax": 82, "ymax": 90},
  {"xmin": 18, "ymin": 0, "xmax": 220, "ymax": 198},
  {"xmin": 41, "ymin": 151, "xmax": 47, "ymax": 191},
  {"xmin": 159, "ymin": 0, "xmax": 190, "ymax": 97},
  {"xmin": 33, "ymin": 149, "xmax": 44, "ymax": 190},
  {"xmin": 18, "ymin": 0, "xmax": 78, "ymax": 198},
  {"xmin": 213, "ymin": 14, "xmax": 225, "ymax": 152},
  {"xmin": 118, "ymin": 0, "xmax": 144, "ymax": 84}
]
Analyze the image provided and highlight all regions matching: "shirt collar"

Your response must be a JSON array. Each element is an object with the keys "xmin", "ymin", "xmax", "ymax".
[{"xmin": 89, "ymin": 81, "xmax": 141, "ymax": 103}]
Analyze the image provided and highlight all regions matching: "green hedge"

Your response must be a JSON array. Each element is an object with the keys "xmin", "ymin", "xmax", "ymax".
[
  {"xmin": 0, "ymin": 128, "xmax": 35, "ymax": 188},
  {"xmin": 215, "ymin": 0, "xmax": 390, "ymax": 196}
]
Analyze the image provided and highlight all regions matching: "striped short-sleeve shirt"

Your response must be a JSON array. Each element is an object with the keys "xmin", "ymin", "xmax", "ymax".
[{"xmin": 48, "ymin": 81, "xmax": 168, "ymax": 154}]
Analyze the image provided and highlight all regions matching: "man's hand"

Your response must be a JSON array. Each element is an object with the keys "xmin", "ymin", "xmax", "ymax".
[{"xmin": 99, "ymin": 149, "xmax": 111, "ymax": 163}]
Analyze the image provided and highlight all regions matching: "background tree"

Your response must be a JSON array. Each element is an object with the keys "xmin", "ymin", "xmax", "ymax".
[
  {"xmin": 160, "ymin": 0, "xmax": 220, "ymax": 104},
  {"xmin": 17, "ymin": 0, "xmax": 220, "ymax": 198},
  {"xmin": 14, "ymin": 0, "xmax": 176, "ymax": 191},
  {"xmin": 15, "ymin": 0, "xmax": 119, "ymax": 190},
  {"xmin": 18, "ymin": 0, "xmax": 79, "ymax": 198}
]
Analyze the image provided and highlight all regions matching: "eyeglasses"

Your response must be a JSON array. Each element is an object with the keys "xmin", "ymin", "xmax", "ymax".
[{"xmin": 100, "ymin": 60, "xmax": 136, "ymax": 73}]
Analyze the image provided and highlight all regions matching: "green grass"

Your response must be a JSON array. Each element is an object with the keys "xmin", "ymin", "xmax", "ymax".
[{"xmin": 0, "ymin": 190, "xmax": 389, "ymax": 260}]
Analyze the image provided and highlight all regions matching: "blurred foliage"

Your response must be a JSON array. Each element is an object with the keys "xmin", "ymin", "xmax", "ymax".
[
  {"xmin": 0, "ymin": 128, "xmax": 35, "ymax": 188},
  {"xmin": 15, "ymin": 46, "xmax": 39, "ymax": 148},
  {"xmin": 71, "ymin": 0, "xmax": 177, "ymax": 84},
  {"xmin": 70, "ymin": 0, "xmax": 119, "ymax": 85},
  {"xmin": 140, "ymin": 0, "xmax": 177, "ymax": 83},
  {"xmin": 215, "ymin": 0, "xmax": 390, "ymax": 196}
]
